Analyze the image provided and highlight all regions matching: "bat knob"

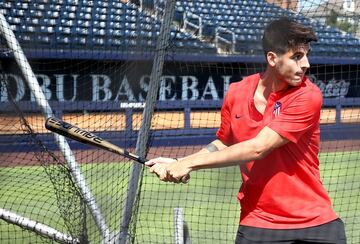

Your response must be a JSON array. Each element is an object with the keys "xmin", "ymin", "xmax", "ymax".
[{"xmin": 181, "ymin": 174, "xmax": 190, "ymax": 184}]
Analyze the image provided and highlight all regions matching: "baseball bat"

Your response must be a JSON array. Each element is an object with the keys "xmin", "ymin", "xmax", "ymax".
[
  {"xmin": 45, "ymin": 117, "xmax": 190, "ymax": 183},
  {"xmin": 45, "ymin": 117, "xmax": 147, "ymax": 164}
]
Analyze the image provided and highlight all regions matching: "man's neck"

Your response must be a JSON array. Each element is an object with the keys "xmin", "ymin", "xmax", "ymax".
[{"xmin": 259, "ymin": 68, "xmax": 289, "ymax": 94}]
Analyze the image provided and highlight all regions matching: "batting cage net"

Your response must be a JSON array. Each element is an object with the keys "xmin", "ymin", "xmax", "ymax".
[{"xmin": 0, "ymin": 0, "xmax": 359, "ymax": 243}]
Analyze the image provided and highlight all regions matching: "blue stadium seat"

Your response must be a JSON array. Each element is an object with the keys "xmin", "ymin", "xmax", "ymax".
[
  {"xmin": 108, "ymin": 38, "xmax": 124, "ymax": 47},
  {"xmin": 110, "ymin": 1, "xmax": 123, "ymax": 9},
  {"xmin": 5, "ymin": 16, "xmax": 21, "ymax": 26},
  {"xmin": 44, "ymin": 10, "xmax": 60, "ymax": 19},
  {"xmin": 124, "ymin": 38, "xmax": 137, "ymax": 47},
  {"xmin": 75, "ymin": 27, "xmax": 90, "ymax": 36},
  {"xmin": 11, "ymin": 9, "xmax": 26, "ymax": 18},
  {"xmin": 94, "ymin": 13, "xmax": 107, "ymax": 22},
  {"xmin": 92, "ymin": 37, "xmax": 105, "ymax": 46},
  {"xmin": 0, "ymin": 2, "xmax": 12, "ymax": 10},
  {"xmin": 1, "ymin": 0, "xmax": 357, "ymax": 59},
  {"xmin": 108, "ymin": 20, "xmax": 122, "ymax": 30},
  {"xmin": 77, "ymin": 12, "xmax": 92, "ymax": 20},
  {"xmin": 64, "ymin": 5, "xmax": 77, "ymax": 12},
  {"xmin": 94, "ymin": 0, "xmax": 108, "ymax": 8},
  {"xmin": 41, "ymin": 17, "xmax": 56, "ymax": 27},
  {"xmin": 81, "ymin": 0, "xmax": 93, "ymax": 7},
  {"xmin": 65, "ymin": 0, "xmax": 78, "ymax": 6},
  {"xmin": 94, "ymin": 6, "xmax": 107, "ymax": 15},
  {"xmin": 93, "ymin": 20, "xmax": 106, "ymax": 29},
  {"xmin": 55, "ymin": 26, "xmax": 71, "ymax": 35},
  {"xmin": 56, "ymin": 36, "xmax": 70, "ymax": 45},
  {"xmin": 15, "ymin": 2, "xmax": 29, "ymax": 10},
  {"xmin": 124, "ymin": 29, "xmax": 137, "ymax": 38},
  {"xmin": 124, "ymin": 22, "xmax": 137, "ymax": 31},
  {"xmin": 36, "ymin": 35, "xmax": 50, "ymax": 44},
  {"xmin": 93, "ymin": 28, "xmax": 106, "ymax": 36},
  {"xmin": 79, "ymin": 6, "xmax": 92, "ymax": 14},
  {"xmin": 76, "ymin": 19, "xmax": 91, "ymax": 28},
  {"xmin": 141, "ymin": 29, "xmax": 155, "ymax": 39},
  {"xmin": 60, "ymin": 19, "xmax": 75, "ymax": 27},
  {"xmin": 29, "ymin": 9, "xmax": 43, "ymax": 18},
  {"xmin": 40, "ymin": 25, "xmax": 54, "ymax": 34},
  {"xmin": 108, "ymin": 28, "xmax": 124, "ymax": 38},
  {"xmin": 125, "ymin": 15, "xmax": 137, "ymax": 23}
]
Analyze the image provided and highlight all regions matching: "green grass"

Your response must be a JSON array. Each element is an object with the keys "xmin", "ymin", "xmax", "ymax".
[
  {"xmin": 320, "ymin": 151, "xmax": 360, "ymax": 244},
  {"xmin": 1, "ymin": 151, "xmax": 360, "ymax": 243}
]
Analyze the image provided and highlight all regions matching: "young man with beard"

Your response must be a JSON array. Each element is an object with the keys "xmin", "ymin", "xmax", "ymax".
[{"xmin": 146, "ymin": 17, "xmax": 346, "ymax": 243}]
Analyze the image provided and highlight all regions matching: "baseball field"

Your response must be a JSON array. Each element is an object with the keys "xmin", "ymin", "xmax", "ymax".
[{"xmin": 0, "ymin": 150, "xmax": 359, "ymax": 243}]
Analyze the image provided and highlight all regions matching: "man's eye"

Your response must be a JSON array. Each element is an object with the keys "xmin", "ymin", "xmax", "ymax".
[{"xmin": 292, "ymin": 54, "xmax": 303, "ymax": 61}]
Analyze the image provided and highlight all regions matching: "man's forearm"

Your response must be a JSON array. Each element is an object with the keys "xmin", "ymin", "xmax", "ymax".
[
  {"xmin": 146, "ymin": 128, "xmax": 284, "ymax": 183},
  {"xmin": 181, "ymin": 127, "xmax": 288, "ymax": 171},
  {"xmin": 181, "ymin": 139, "xmax": 260, "ymax": 171},
  {"xmin": 178, "ymin": 139, "xmax": 227, "ymax": 160}
]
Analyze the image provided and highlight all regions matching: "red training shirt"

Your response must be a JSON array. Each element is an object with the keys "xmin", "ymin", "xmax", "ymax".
[{"xmin": 216, "ymin": 73, "xmax": 338, "ymax": 229}]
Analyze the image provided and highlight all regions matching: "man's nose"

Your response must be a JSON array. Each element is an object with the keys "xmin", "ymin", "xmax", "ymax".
[{"xmin": 300, "ymin": 55, "xmax": 310, "ymax": 69}]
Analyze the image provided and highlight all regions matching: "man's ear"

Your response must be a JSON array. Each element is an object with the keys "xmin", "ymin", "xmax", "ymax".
[{"xmin": 266, "ymin": 51, "xmax": 277, "ymax": 67}]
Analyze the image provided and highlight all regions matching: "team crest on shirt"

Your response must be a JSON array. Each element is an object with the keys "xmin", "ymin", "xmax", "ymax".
[{"xmin": 273, "ymin": 101, "xmax": 282, "ymax": 117}]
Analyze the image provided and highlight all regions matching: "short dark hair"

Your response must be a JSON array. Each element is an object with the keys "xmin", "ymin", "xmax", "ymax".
[{"xmin": 262, "ymin": 17, "xmax": 317, "ymax": 56}]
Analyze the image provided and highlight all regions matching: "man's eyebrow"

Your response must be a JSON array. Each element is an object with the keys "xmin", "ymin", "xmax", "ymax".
[
  {"xmin": 290, "ymin": 51, "xmax": 305, "ymax": 57},
  {"xmin": 292, "ymin": 46, "xmax": 311, "ymax": 55}
]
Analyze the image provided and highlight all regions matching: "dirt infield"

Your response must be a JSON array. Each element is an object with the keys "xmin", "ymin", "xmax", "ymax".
[
  {"xmin": 1, "ymin": 140, "xmax": 359, "ymax": 167},
  {"xmin": 1, "ymin": 108, "xmax": 359, "ymax": 167},
  {"xmin": 1, "ymin": 108, "xmax": 360, "ymax": 134}
]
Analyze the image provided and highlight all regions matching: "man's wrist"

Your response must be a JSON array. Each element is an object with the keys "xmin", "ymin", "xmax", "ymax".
[{"xmin": 173, "ymin": 157, "xmax": 194, "ymax": 173}]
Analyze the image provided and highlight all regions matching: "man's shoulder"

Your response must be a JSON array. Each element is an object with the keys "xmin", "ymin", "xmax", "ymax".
[
  {"xmin": 301, "ymin": 77, "xmax": 323, "ymax": 99},
  {"xmin": 289, "ymin": 77, "xmax": 322, "ymax": 98},
  {"xmin": 284, "ymin": 77, "xmax": 323, "ymax": 109},
  {"xmin": 304, "ymin": 77, "xmax": 321, "ymax": 92},
  {"xmin": 228, "ymin": 73, "xmax": 260, "ymax": 92}
]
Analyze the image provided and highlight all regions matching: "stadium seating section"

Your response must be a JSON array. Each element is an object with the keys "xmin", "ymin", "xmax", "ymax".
[{"xmin": 1, "ymin": 0, "xmax": 360, "ymax": 61}]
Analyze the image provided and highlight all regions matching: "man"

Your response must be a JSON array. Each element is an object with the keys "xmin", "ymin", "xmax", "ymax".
[{"xmin": 146, "ymin": 17, "xmax": 346, "ymax": 243}]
